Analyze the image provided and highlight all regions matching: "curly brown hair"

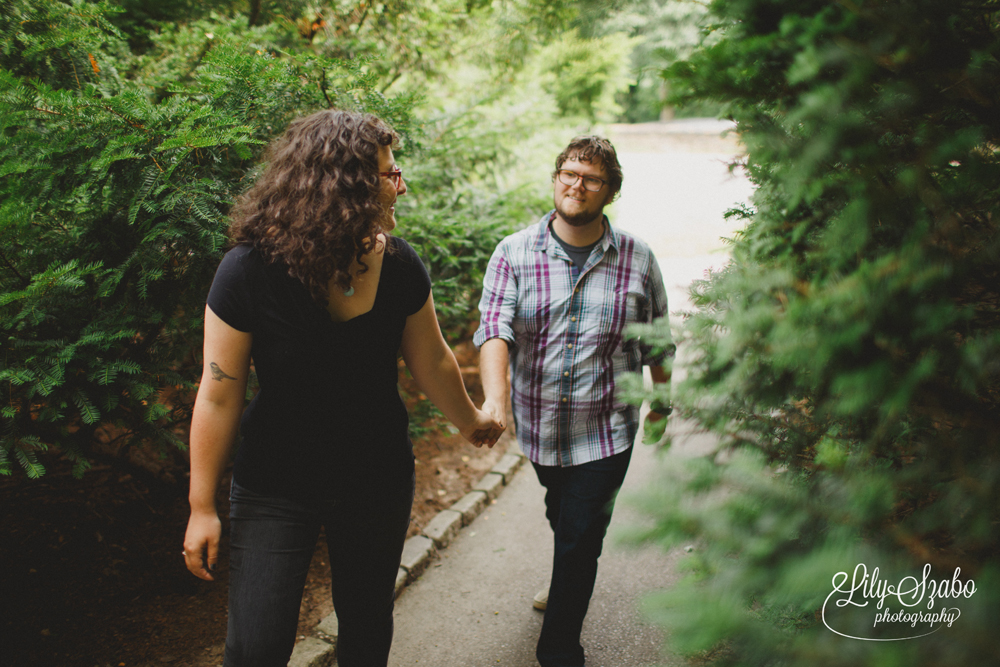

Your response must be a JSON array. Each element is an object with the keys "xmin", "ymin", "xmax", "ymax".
[
  {"xmin": 553, "ymin": 135, "xmax": 623, "ymax": 201},
  {"xmin": 229, "ymin": 109, "xmax": 398, "ymax": 304}
]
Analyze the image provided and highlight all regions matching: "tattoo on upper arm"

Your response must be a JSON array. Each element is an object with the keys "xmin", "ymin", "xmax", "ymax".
[{"xmin": 209, "ymin": 362, "xmax": 237, "ymax": 382}]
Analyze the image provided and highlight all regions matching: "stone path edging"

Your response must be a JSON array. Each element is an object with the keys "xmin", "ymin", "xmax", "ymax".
[{"xmin": 287, "ymin": 451, "xmax": 527, "ymax": 667}]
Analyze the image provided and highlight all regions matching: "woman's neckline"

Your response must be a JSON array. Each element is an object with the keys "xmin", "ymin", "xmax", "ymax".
[{"xmin": 324, "ymin": 235, "xmax": 388, "ymax": 323}]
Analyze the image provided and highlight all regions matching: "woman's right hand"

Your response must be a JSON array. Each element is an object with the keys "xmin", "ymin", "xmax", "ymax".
[
  {"xmin": 183, "ymin": 510, "xmax": 222, "ymax": 581},
  {"xmin": 460, "ymin": 407, "xmax": 505, "ymax": 448},
  {"xmin": 184, "ymin": 306, "xmax": 251, "ymax": 582}
]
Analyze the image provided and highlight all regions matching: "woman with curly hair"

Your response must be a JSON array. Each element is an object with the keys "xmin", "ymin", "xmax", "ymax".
[{"xmin": 182, "ymin": 109, "xmax": 503, "ymax": 667}]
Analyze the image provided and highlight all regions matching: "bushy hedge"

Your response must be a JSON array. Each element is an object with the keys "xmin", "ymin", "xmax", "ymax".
[
  {"xmin": 0, "ymin": 0, "xmax": 422, "ymax": 478},
  {"xmin": 623, "ymin": 1, "xmax": 1000, "ymax": 664},
  {"xmin": 0, "ymin": 0, "xmax": 548, "ymax": 479}
]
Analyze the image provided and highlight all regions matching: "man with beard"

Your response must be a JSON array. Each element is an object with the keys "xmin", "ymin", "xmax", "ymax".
[{"xmin": 475, "ymin": 135, "xmax": 673, "ymax": 667}]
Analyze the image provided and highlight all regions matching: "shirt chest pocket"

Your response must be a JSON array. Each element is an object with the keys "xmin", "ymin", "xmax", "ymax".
[
  {"xmin": 608, "ymin": 288, "xmax": 648, "ymax": 349},
  {"xmin": 558, "ymin": 287, "xmax": 644, "ymax": 351},
  {"xmin": 621, "ymin": 288, "xmax": 648, "ymax": 323}
]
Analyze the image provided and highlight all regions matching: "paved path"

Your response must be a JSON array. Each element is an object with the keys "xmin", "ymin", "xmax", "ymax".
[
  {"xmin": 380, "ymin": 121, "xmax": 753, "ymax": 667},
  {"xmin": 387, "ymin": 427, "xmax": 715, "ymax": 667}
]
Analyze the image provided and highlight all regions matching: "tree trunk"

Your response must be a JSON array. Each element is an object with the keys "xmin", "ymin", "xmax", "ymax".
[{"xmin": 248, "ymin": 0, "xmax": 262, "ymax": 27}]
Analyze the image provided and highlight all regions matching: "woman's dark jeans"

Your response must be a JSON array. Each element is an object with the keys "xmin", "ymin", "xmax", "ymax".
[
  {"xmin": 532, "ymin": 447, "xmax": 633, "ymax": 667},
  {"xmin": 223, "ymin": 475, "xmax": 414, "ymax": 667}
]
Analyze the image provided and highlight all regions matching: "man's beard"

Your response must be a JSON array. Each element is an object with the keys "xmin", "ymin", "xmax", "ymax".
[{"xmin": 555, "ymin": 202, "xmax": 602, "ymax": 227}]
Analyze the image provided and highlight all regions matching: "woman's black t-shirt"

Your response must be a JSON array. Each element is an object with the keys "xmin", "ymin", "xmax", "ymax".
[{"xmin": 206, "ymin": 236, "xmax": 431, "ymax": 499}]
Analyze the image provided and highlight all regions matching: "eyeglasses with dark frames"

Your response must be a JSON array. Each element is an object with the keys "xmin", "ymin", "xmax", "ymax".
[
  {"xmin": 556, "ymin": 169, "xmax": 606, "ymax": 192},
  {"xmin": 379, "ymin": 166, "xmax": 403, "ymax": 189}
]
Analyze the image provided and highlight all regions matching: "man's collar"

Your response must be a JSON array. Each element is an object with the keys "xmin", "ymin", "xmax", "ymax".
[{"xmin": 531, "ymin": 210, "xmax": 619, "ymax": 252}]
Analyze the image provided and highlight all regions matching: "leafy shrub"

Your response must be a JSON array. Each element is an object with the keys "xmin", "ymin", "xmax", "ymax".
[
  {"xmin": 397, "ymin": 102, "xmax": 552, "ymax": 341},
  {"xmin": 624, "ymin": 0, "xmax": 1000, "ymax": 664},
  {"xmin": 0, "ymin": 0, "xmax": 414, "ymax": 478},
  {"xmin": 1, "ymin": 0, "xmax": 578, "ymax": 479},
  {"xmin": 533, "ymin": 29, "xmax": 639, "ymax": 122}
]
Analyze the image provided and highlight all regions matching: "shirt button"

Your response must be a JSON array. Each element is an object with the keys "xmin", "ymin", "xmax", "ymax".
[
  {"xmin": 566, "ymin": 343, "xmax": 573, "ymax": 349},
  {"xmin": 561, "ymin": 397, "xmax": 568, "ymax": 403},
  {"xmin": 574, "ymin": 288, "xmax": 580, "ymax": 293},
  {"xmin": 563, "ymin": 371, "xmax": 569, "ymax": 377},
  {"xmin": 570, "ymin": 316, "xmax": 577, "ymax": 322}
]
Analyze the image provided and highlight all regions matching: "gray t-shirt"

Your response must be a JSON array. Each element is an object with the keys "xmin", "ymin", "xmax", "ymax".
[{"xmin": 550, "ymin": 224, "xmax": 600, "ymax": 280}]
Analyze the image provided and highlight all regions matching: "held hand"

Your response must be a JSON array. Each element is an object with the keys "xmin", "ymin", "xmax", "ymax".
[
  {"xmin": 481, "ymin": 397, "xmax": 507, "ymax": 431},
  {"xmin": 460, "ymin": 407, "xmax": 505, "ymax": 449},
  {"xmin": 183, "ymin": 510, "xmax": 221, "ymax": 581}
]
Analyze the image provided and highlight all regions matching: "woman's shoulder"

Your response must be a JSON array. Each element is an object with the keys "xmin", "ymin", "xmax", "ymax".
[
  {"xmin": 213, "ymin": 244, "xmax": 294, "ymax": 303},
  {"xmin": 220, "ymin": 243, "xmax": 288, "ymax": 278},
  {"xmin": 386, "ymin": 234, "xmax": 417, "ymax": 258},
  {"xmin": 385, "ymin": 235, "xmax": 426, "ymax": 272},
  {"xmin": 221, "ymin": 242, "xmax": 261, "ymax": 263},
  {"xmin": 382, "ymin": 235, "xmax": 430, "ymax": 312},
  {"xmin": 217, "ymin": 243, "xmax": 259, "ymax": 271},
  {"xmin": 208, "ymin": 244, "xmax": 263, "ymax": 327}
]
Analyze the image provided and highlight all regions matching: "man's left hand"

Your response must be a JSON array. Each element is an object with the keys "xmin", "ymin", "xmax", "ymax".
[{"xmin": 642, "ymin": 408, "xmax": 669, "ymax": 445}]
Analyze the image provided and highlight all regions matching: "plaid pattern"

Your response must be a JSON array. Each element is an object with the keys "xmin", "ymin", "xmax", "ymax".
[{"xmin": 474, "ymin": 212, "xmax": 671, "ymax": 466}]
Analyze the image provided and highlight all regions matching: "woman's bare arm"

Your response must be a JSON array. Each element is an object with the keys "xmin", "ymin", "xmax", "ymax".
[
  {"xmin": 183, "ymin": 306, "xmax": 252, "ymax": 581},
  {"xmin": 400, "ymin": 294, "xmax": 503, "ymax": 447}
]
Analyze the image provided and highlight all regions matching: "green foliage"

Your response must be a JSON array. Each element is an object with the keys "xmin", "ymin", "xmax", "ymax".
[
  {"xmin": 532, "ymin": 29, "xmax": 638, "ymax": 122},
  {"xmin": 629, "ymin": 0, "xmax": 1000, "ymax": 663},
  {"xmin": 0, "ymin": 0, "xmax": 128, "ymax": 89},
  {"xmin": 3, "ymin": 0, "xmax": 692, "ymax": 480},
  {"xmin": 1, "ymin": 0, "xmax": 595, "ymax": 479},
  {"xmin": 591, "ymin": 0, "xmax": 716, "ymax": 122},
  {"xmin": 105, "ymin": 0, "xmax": 245, "ymax": 51},
  {"xmin": 314, "ymin": 0, "xmax": 484, "ymax": 92},
  {"xmin": 398, "ymin": 100, "xmax": 551, "ymax": 341},
  {"xmin": 0, "ymin": 0, "xmax": 415, "ymax": 478}
]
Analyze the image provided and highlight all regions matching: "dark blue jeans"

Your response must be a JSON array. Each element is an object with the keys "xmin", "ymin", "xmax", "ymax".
[
  {"xmin": 532, "ymin": 447, "xmax": 633, "ymax": 667},
  {"xmin": 223, "ymin": 475, "xmax": 414, "ymax": 667}
]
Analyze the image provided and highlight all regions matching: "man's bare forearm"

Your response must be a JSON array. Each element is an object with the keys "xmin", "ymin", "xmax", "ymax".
[{"xmin": 479, "ymin": 338, "xmax": 510, "ymax": 427}]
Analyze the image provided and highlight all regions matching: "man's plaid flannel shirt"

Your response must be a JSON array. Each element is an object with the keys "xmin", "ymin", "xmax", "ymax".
[{"xmin": 474, "ymin": 212, "xmax": 672, "ymax": 467}]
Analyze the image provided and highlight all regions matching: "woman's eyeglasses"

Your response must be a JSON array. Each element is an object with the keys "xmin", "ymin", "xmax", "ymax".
[
  {"xmin": 556, "ymin": 169, "xmax": 606, "ymax": 192},
  {"xmin": 379, "ymin": 167, "xmax": 403, "ymax": 189}
]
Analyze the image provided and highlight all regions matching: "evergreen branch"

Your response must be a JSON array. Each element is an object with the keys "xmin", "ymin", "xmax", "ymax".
[
  {"xmin": 30, "ymin": 219, "xmax": 71, "ymax": 233},
  {"xmin": 356, "ymin": 1, "xmax": 370, "ymax": 32},
  {"xmin": 15, "ymin": 446, "xmax": 46, "ymax": 479},
  {"xmin": 34, "ymin": 101, "xmax": 142, "ymax": 129},
  {"xmin": 381, "ymin": 69, "xmax": 404, "ymax": 94},
  {"xmin": 93, "ymin": 104, "xmax": 145, "ymax": 129},
  {"xmin": 320, "ymin": 68, "xmax": 334, "ymax": 108},
  {"xmin": 0, "ymin": 248, "xmax": 28, "ymax": 287}
]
